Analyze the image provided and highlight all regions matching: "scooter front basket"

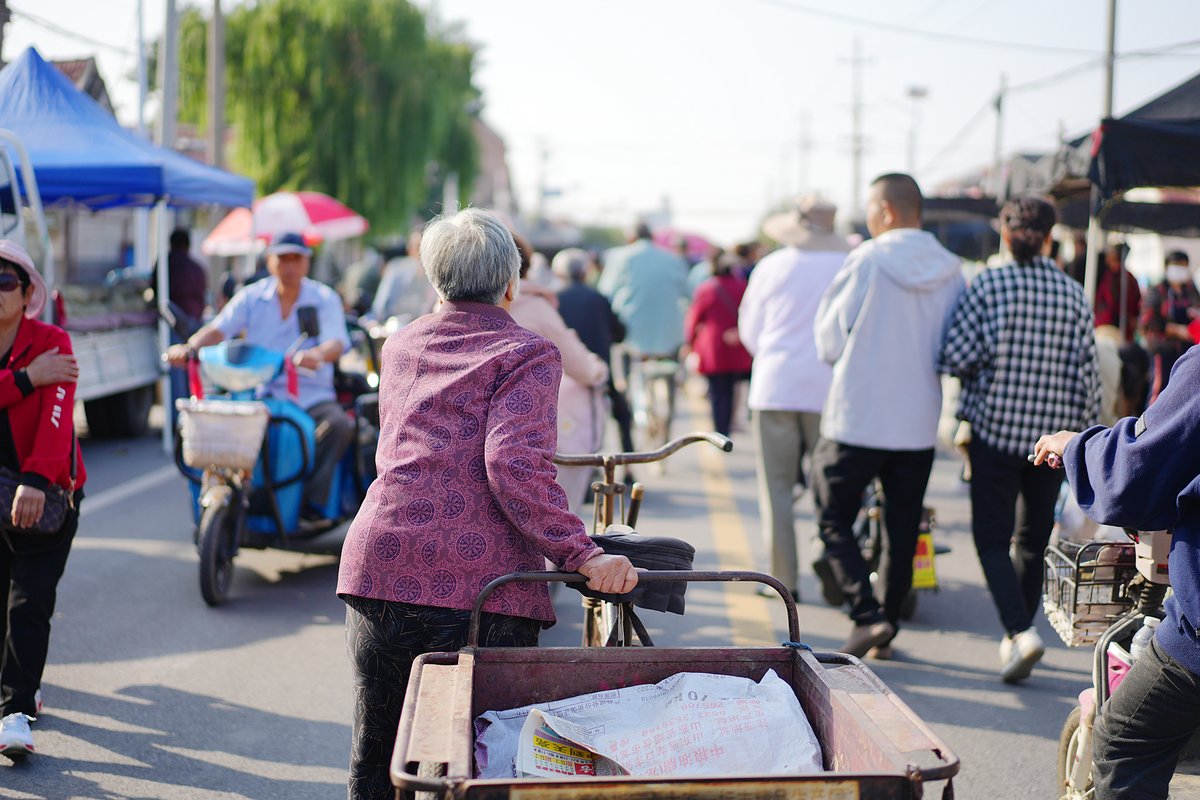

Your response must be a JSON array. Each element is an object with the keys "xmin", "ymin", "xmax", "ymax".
[{"xmin": 176, "ymin": 398, "xmax": 270, "ymax": 472}]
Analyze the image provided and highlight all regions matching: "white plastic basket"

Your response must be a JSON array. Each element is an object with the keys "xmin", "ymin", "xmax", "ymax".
[{"xmin": 176, "ymin": 398, "xmax": 270, "ymax": 471}]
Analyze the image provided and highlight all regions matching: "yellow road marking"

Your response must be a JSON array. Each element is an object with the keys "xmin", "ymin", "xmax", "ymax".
[{"xmin": 687, "ymin": 390, "xmax": 775, "ymax": 646}]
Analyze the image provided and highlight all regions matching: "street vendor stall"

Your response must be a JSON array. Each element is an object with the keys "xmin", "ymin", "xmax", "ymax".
[{"xmin": 0, "ymin": 47, "xmax": 254, "ymax": 438}]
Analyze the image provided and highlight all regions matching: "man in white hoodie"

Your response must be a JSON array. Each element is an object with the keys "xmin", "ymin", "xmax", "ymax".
[{"xmin": 812, "ymin": 173, "xmax": 964, "ymax": 658}]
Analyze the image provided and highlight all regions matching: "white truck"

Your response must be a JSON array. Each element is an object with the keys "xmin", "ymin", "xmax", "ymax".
[{"xmin": 0, "ymin": 129, "xmax": 159, "ymax": 437}]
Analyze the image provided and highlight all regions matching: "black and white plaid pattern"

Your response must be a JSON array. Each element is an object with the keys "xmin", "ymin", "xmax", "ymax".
[{"xmin": 939, "ymin": 257, "xmax": 1101, "ymax": 457}]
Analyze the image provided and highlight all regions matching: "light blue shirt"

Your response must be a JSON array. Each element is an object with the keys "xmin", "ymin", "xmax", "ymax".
[
  {"xmin": 597, "ymin": 239, "xmax": 689, "ymax": 355},
  {"xmin": 212, "ymin": 276, "xmax": 350, "ymax": 409}
]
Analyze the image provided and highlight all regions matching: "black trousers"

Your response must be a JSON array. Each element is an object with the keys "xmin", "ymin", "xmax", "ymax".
[
  {"xmin": 344, "ymin": 596, "xmax": 541, "ymax": 800},
  {"xmin": 0, "ymin": 505, "xmax": 79, "ymax": 718},
  {"xmin": 811, "ymin": 439, "xmax": 934, "ymax": 629},
  {"xmin": 607, "ymin": 376, "xmax": 635, "ymax": 454},
  {"xmin": 705, "ymin": 372, "xmax": 749, "ymax": 437},
  {"xmin": 967, "ymin": 437, "xmax": 1063, "ymax": 636},
  {"xmin": 305, "ymin": 400, "xmax": 356, "ymax": 510},
  {"xmin": 1094, "ymin": 637, "xmax": 1200, "ymax": 799}
]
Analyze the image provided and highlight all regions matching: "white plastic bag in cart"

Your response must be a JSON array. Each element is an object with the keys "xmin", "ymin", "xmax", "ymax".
[{"xmin": 475, "ymin": 670, "xmax": 823, "ymax": 779}]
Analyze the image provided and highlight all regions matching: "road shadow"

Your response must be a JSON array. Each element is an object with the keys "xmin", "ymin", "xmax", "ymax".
[
  {"xmin": 0, "ymin": 683, "xmax": 347, "ymax": 798},
  {"xmin": 52, "ymin": 540, "xmax": 346, "ymax": 665}
]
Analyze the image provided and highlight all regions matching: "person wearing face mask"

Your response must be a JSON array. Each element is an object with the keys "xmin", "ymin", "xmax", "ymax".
[{"xmin": 1140, "ymin": 251, "xmax": 1200, "ymax": 404}]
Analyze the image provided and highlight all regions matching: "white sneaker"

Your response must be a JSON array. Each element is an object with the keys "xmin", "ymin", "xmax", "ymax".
[
  {"xmin": 0, "ymin": 712, "xmax": 34, "ymax": 756},
  {"xmin": 33, "ymin": 689, "xmax": 42, "ymax": 718},
  {"xmin": 1001, "ymin": 629, "xmax": 1045, "ymax": 684},
  {"xmin": 999, "ymin": 635, "xmax": 1014, "ymax": 665}
]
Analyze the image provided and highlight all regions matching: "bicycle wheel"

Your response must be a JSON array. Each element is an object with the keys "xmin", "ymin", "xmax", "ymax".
[{"xmin": 1057, "ymin": 707, "xmax": 1092, "ymax": 798}]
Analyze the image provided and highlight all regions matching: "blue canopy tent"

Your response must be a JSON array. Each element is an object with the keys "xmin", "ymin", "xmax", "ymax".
[
  {"xmin": 0, "ymin": 47, "xmax": 255, "ymax": 451},
  {"xmin": 0, "ymin": 47, "xmax": 254, "ymax": 209}
]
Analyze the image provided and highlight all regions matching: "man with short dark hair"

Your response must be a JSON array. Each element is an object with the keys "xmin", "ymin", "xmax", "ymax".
[{"xmin": 811, "ymin": 173, "xmax": 964, "ymax": 658}]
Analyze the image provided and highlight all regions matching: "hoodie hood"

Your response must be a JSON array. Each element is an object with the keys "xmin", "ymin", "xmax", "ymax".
[{"xmin": 866, "ymin": 228, "xmax": 960, "ymax": 291}]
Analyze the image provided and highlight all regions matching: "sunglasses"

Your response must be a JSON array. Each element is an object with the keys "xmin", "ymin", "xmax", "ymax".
[{"xmin": 0, "ymin": 274, "xmax": 27, "ymax": 293}]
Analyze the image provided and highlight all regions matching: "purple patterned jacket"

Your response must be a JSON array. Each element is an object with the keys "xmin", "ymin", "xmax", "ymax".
[{"xmin": 336, "ymin": 301, "xmax": 601, "ymax": 623}]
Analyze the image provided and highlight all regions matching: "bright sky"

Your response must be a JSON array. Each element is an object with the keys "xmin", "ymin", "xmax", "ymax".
[{"xmin": 7, "ymin": 0, "xmax": 1200, "ymax": 243}]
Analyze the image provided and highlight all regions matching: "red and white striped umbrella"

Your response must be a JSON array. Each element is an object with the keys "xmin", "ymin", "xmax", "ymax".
[{"xmin": 201, "ymin": 191, "xmax": 369, "ymax": 256}]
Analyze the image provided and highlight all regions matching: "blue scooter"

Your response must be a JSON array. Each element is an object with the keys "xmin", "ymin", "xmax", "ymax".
[{"xmin": 173, "ymin": 311, "xmax": 377, "ymax": 606}]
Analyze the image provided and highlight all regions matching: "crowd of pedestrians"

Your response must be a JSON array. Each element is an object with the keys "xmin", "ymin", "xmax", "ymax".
[{"xmin": 6, "ymin": 167, "xmax": 1200, "ymax": 798}]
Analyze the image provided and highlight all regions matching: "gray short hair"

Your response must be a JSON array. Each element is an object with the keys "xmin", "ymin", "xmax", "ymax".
[
  {"xmin": 551, "ymin": 247, "xmax": 590, "ymax": 282},
  {"xmin": 421, "ymin": 208, "xmax": 519, "ymax": 304}
]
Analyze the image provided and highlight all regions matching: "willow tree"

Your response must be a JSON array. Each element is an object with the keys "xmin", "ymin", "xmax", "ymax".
[{"xmin": 178, "ymin": 0, "xmax": 479, "ymax": 233}]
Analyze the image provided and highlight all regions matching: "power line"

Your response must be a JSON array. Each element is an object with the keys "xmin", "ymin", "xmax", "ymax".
[
  {"xmin": 745, "ymin": 0, "xmax": 1099, "ymax": 57},
  {"xmin": 920, "ymin": 97, "xmax": 994, "ymax": 175},
  {"xmin": 10, "ymin": 6, "xmax": 135, "ymax": 57}
]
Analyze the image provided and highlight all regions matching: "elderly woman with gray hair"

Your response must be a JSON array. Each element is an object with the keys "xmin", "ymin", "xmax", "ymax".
[{"xmin": 336, "ymin": 209, "xmax": 637, "ymax": 800}]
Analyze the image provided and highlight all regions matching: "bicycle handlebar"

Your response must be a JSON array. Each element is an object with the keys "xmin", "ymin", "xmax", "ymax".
[
  {"xmin": 468, "ymin": 570, "xmax": 798, "ymax": 647},
  {"xmin": 553, "ymin": 431, "xmax": 733, "ymax": 467}
]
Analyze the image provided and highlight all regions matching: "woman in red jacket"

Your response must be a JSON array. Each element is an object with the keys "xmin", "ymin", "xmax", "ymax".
[
  {"xmin": 685, "ymin": 254, "xmax": 754, "ymax": 436},
  {"xmin": 0, "ymin": 240, "xmax": 85, "ymax": 757}
]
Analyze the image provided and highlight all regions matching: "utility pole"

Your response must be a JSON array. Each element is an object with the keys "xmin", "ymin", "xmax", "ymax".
[
  {"xmin": 906, "ymin": 86, "xmax": 928, "ymax": 178},
  {"xmin": 207, "ymin": 0, "xmax": 225, "ymax": 169},
  {"xmin": 157, "ymin": 0, "xmax": 180, "ymax": 455},
  {"xmin": 844, "ymin": 37, "xmax": 868, "ymax": 215},
  {"xmin": 1084, "ymin": 0, "xmax": 1119, "ymax": 309},
  {"xmin": 536, "ymin": 140, "xmax": 549, "ymax": 225},
  {"xmin": 157, "ymin": 0, "xmax": 180, "ymax": 152},
  {"xmin": 798, "ymin": 112, "xmax": 813, "ymax": 194},
  {"xmin": 1103, "ymin": 0, "xmax": 1117, "ymax": 118},
  {"xmin": 134, "ymin": 0, "xmax": 151, "ymax": 273},
  {"xmin": 0, "ymin": 1, "xmax": 11, "ymax": 63},
  {"xmin": 992, "ymin": 73, "xmax": 1006, "ymax": 199}
]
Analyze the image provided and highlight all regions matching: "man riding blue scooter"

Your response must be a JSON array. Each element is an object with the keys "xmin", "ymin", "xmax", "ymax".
[{"xmin": 166, "ymin": 232, "xmax": 354, "ymax": 521}]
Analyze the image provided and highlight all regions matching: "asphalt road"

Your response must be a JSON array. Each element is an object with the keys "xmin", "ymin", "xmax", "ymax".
[{"xmin": 0, "ymin": 391, "xmax": 1092, "ymax": 799}]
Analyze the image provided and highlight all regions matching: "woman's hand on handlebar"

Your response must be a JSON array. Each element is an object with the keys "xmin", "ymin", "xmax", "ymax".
[
  {"xmin": 578, "ymin": 552, "xmax": 639, "ymax": 594},
  {"xmin": 1032, "ymin": 430, "xmax": 1077, "ymax": 468},
  {"xmin": 25, "ymin": 347, "xmax": 78, "ymax": 386}
]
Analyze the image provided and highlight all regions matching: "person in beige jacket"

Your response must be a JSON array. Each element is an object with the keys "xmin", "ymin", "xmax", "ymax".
[{"xmin": 509, "ymin": 237, "xmax": 609, "ymax": 514}]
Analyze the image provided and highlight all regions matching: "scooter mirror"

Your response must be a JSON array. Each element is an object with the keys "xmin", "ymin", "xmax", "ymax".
[{"xmin": 297, "ymin": 305, "xmax": 321, "ymax": 340}]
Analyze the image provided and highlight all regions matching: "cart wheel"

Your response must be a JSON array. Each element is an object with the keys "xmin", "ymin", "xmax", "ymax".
[
  {"xmin": 198, "ymin": 486, "xmax": 238, "ymax": 606},
  {"xmin": 1057, "ymin": 706, "xmax": 1092, "ymax": 798}
]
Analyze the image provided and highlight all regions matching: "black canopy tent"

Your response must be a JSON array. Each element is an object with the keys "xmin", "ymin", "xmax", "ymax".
[
  {"xmin": 1082, "ymin": 70, "xmax": 1200, "ymax": 307},
  {"xmin": 1089, "ymin": 71, "xmax": 1200, "ymax": 207}
]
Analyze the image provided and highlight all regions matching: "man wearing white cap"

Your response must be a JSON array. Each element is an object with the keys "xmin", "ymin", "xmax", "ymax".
[
  {"xmin": 740, "ymin": 195, "xmax": 850, "ymax": 602},
  {"xmin": 166, "ymin": 232, "xmax": 354, "ymax": 518}
]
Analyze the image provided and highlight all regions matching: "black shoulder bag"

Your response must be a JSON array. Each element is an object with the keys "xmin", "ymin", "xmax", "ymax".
[{"xmin": 0, "ymin": 435, "xmax": 77, "ymax": 535}]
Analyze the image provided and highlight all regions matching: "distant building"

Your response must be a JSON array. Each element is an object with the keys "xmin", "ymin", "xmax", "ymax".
[
  {"xmin": 470, "ymin": 118, "xmax": 516, "ymax": 218},
  {"xmin": 51, "ymin": 57, "xmax": 113, "ymax": 113}
]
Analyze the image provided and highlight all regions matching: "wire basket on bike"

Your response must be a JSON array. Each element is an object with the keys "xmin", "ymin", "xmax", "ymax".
[
  {"xmin": 176, "ymin": 398, "xmax": 270, "ymax": 471},
  {"xmin": 1043, "ymin": 539, "xmax": 1138, "ymax": 647}
]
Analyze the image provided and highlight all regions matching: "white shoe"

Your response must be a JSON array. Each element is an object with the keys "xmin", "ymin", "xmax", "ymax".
[
  {"xmin": 33, "ymin": 689, "xmax": 42, "ymax": 718},
  {"xmin": 999, "ymin": 635, "xmax": 1014, "ymax": 664},
  {"xmin": 0, "ymin": 712, "xmax": 34, "ymax": 756},
  {"xmin": 1001, "ymin": 629, "xmax": 1045, "ymax": 684}
]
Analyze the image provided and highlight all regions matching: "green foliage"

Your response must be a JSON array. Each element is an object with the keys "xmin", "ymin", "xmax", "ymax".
[{"xmin": 178, "ymin": 0, "xmax": 480, "ymax": 234}]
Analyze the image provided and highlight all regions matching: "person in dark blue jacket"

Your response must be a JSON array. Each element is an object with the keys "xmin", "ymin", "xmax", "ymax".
[{"xmin": 1034, "ymin": 346, "xmax": 1200, "ymax": 800}]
